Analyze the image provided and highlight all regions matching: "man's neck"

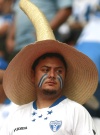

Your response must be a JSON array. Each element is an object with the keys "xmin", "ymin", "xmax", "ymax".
[{"xmin": 36, "ymin": 94, "xmax": 62, "ymax": 109}]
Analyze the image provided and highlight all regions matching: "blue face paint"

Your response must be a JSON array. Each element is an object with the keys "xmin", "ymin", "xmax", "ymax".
[
  {"xmin": 57, "ymin": 75, "xmax": 63, "ymax": 89},
  {"xmin": 38, "ymin": 74, "xmax": 63, "ymax": 89},
  {"xmin": 38, "ymin": 74, "xmax": 48, "ymax": 88}
]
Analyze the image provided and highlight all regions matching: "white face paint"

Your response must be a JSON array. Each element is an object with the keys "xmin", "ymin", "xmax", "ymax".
[
  {"xmin": 57, "ymin": 75, "xmax": 63, "ymax": 89},
  {"xmin": 38, "ymin": 74, "xmax": 48, "ymax": 88},
  {"xmin": 38, "ymin": 74, "xmax": 63, "ymax": 89}
]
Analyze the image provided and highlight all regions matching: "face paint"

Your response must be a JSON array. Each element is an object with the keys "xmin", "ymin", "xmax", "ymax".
[
  {"xmin": 57, "ymin": 75, "xmax": 63, "ymax": 89},
  {"xmin": 38, "ymin": 74, "xmax": 48, "ymax": 88}
]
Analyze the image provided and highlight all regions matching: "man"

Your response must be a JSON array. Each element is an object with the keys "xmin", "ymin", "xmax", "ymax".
[
  {"xmin": 75, "ymin": 8, "xmax": 100, "ymax": 118},
  {"xmin": 0, "ymin": 0, "xmax": 98, "ymax": 134},
  {"xmin": 74, "ymin": 7, "xmax": 100, "ymax": 134},
  {"xmin": 0, "ymin": 0, "xmax": 14, "ymax": 60}
]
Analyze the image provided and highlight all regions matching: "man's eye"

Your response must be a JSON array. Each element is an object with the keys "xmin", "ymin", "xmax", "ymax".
[
  {"xmin": 57, "ymin": 70, "xmax": 62, "ymax": 74},
  {"xmin": 42, "ymin": 68, "xmax": 49, "ymax": 72}
]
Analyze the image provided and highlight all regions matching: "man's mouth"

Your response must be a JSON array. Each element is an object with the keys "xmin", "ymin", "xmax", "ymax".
[{"xmin": 46, "ymin": 81, "xmax": 56, "ymax": 86}]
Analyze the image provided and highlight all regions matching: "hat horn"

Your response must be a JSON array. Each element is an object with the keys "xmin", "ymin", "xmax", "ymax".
[{"xmin": 19, "ymin": 0, "xmax": 55, "ymax": 41}]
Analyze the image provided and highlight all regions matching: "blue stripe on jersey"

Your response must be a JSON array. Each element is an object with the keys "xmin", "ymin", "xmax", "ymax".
[
  {"xmin": 33, "ymin": 96, "xmax": 66, "ymax": 110},
  {"xmin": 49, "ymin": 96, "xmax": 66, "ymax": 108}
]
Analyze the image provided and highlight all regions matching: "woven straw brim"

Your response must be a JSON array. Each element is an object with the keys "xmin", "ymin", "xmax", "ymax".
[{"xmin": 3, "ymin": 40, "xmax": 98, "ymax": 105}]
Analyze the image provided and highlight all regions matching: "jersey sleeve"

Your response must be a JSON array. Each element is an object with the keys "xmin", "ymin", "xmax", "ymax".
[{"xmin": 73, "ymin": 104, "xmax": 98, "ymax": 135}]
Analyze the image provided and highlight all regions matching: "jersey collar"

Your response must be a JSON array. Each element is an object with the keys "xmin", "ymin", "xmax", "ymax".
[{"xmin": 33, "ymin": 95, "xmax": 66, "ymax": 110}]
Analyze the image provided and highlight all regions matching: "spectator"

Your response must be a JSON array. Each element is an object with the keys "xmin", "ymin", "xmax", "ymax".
[
  {"xmin": 74, "ymin": 5, "xmax": 100, "ymax": 118},
  {"xmin": 0, "ymin": 0, "xmax": 14, "ymax": 60},
  {"xmin": 65, "ymin": 0, "xmax": 100, "ymax": 45}
]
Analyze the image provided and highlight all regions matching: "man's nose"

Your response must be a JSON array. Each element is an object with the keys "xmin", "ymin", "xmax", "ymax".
[{"xmin": 48, "ymin": 69, "xmax": 56, "ymax": 78}]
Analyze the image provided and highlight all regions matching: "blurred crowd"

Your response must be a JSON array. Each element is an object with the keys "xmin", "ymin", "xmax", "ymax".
[{"xmin": 0, "ymin": 0, "xmax": 100, "ymax": 134}]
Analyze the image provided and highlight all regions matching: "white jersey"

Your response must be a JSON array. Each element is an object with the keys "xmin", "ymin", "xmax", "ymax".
[{"xmin": 0, "ymin": 96, "xmax": 98, "ymax": 135}]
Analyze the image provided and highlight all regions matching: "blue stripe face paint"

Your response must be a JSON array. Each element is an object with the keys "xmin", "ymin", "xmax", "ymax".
[
  {"xmin": 38, "ymin": 74, "xmax": 48, "ymax": 88},
  {"xmin": 38, "ymin": 74, "xmax": 63, "ymax": 89},
  {"xmin": 57, "ymin": 75, "xmax": 63, "ymax": 89}
]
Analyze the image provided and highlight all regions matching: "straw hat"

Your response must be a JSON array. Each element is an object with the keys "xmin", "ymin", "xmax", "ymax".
[{"xmin": 3, "ymin": 0, "xmax": 98, "ymax": 105}]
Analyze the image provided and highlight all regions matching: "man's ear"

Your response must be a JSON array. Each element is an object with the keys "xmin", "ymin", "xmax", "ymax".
[{"xmin": 31, "ymin": 69, "xmax": 35, "ymax": 83}]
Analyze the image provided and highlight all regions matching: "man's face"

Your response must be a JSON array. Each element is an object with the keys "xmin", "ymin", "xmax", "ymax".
[{"xmin": 32, "ymin": 57, "xmax": 66, "ymax": 97}]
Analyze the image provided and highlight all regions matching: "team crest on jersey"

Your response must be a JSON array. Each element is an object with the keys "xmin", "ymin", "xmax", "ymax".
[{"xmin": 49, "ymin": 120, "xmax": 62, "ymax": 132}]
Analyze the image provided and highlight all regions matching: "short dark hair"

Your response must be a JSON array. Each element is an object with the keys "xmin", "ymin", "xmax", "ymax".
[{"xmin": 32, "ymin": 53, "xmax": 67, "ymax": 70}]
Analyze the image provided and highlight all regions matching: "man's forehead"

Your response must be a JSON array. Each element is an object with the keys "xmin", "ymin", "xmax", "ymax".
[
  {"xmin": 38, "ymin": 57, "xmax": 64, "ymax": 64},
  {"xmin": 37, "ymin": 58, "xmax": 65, "ymax": 69}
]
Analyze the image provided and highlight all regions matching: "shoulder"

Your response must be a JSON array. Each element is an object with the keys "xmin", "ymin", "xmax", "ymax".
[
  {"xmin": 0, "ymin": 102, "xmax": 33, "ymax": 132},
  {"xmin": 66, "ymin": 99, "xmax": 94, "ymax": 124},
  {"xmin": 13, "ymin": 101, "xmax": 33, "ymax": 112},
  {"xmin": 66, "ymin": 98, "xmax": 90, "ymax": 115},
  {"xmin": 7, "ymin": 101, "xmax": 33, "ymax": 119}
]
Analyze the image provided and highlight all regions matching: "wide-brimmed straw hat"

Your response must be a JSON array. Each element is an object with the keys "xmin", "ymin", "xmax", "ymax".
[{"xmin": 3, "ymin": 0, "xmax": 98, "ymax": 105}]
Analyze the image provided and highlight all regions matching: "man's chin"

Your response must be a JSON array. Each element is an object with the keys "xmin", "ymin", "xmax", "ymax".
[{"xmin": 42, "ymin": 89, "xmax": 57, "ymax": 96}]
